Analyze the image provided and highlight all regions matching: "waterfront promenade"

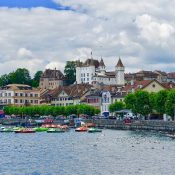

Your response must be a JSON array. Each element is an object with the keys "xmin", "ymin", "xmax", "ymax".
[
  {"xmin": 86, "ymin": 119, "xmax": 175, "ymax": 132},
  {"xmin": 1, "ymin": 117, "xmax": 175, "ymax": 132}
]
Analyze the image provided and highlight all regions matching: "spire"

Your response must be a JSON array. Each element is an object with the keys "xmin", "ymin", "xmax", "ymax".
[
  {"xmin": 91, "ymin": 51, "xmax": 93, "ymax": 59},
  {"xmin": 115, "ymin": 57, "xmax": 124, "ymax": 67},
  {"xmin": 99, "ymin": 57, "xmax": 105, "ymax": 67}
]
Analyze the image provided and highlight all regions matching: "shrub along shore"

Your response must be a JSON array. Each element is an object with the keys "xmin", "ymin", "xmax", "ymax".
[{"xmin": 3, "ymin": 104, "xmax": 100, "ymax": 117}]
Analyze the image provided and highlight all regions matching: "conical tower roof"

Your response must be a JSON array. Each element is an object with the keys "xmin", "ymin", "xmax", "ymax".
[
  {"xmin": 99, "ymin": 58, "xmax": 105, "ymax": 67},
  {"xmin": 115, "ymin": 58, "xmax": 124, "ymax": 67}
]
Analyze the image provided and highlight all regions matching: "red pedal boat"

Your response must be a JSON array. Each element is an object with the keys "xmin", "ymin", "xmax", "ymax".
[{"xmin": 75, "ymin": 126, "xmax": 88, "ymax": 132}]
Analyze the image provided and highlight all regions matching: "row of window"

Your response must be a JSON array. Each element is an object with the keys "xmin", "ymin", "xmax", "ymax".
[
  {"xmin": 52, "ymin": 97, "xmax": 73, "ymax": 101},
  {"xmin": 15, "ymin": 93, "xmax": 39, "ymax": 97},
  {"xmin": 0, "ymin": 99, "xmax": 39, "ymax": 104},
  {"xmin": 54, "ymin": 103, "xmax": 73, "ymax": 106},
  {"xmin": 14, "ymin": 99, "xmax": 39, "ymax": 104},
  {"xmin": 87, "ymin": 98, "xmax": 99, "ymax": 103},
  {"xmin": 81, "ymin": 73, "xmax": 89, "ymax": 77},
  {"xmin": 0, "ymin": 92, "xmax": 39, "ymax": 97}
]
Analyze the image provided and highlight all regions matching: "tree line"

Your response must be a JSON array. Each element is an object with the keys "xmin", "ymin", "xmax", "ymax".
[
  {"xmin": 4, "ymin": 104, "xmax": 100, "ymax": 117},
  {"xmin": 0, "ymin": 68, "xmax": 43, "ymax": 88},
  {"xmin": 0, "ymin": 61, "xmax": 77, "ymax": 87},
  {"xmin": 109, "ymin": 89, "xmax": 175, "ymax": 119}
]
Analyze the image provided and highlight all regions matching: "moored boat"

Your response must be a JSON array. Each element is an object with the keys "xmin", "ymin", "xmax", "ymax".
[
  {"xmin": 15, "ymin": 128, "xmax": 36, "ymax": 133},
  {"xmin": 33, "ymin": 127, "xmax": 48, "ymax": 132},
  {"xmin": 0, "ymin": 127, "xmax": 14, "ymax": 132},
  {"xmin": 47, "ymin": 128, "xmax": 65, "ymax": 133},
  {"xmin": 88, "ymin": 128, "xmax": 102, "ymax": 133},
  {"xmin": 75, "ymin": 126, "xmax": 88, "ymax": 132}
]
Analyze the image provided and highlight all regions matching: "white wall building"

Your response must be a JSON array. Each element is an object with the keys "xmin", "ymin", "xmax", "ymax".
[{"xmin": 76, "ymin": 57, "xmax": 125, "ymax": 86}]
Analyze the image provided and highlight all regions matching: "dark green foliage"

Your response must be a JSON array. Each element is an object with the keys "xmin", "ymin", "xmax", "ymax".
[
  {"xmin": 64, "ymin": 61, "xmax": 76, "ymax": 85},
  {"xmin": 165, "ymin": 89, "xmax": 175, "ymax": 118},
  {"xmin": 155, "ymin": 90, "xmax": 168, "ymax": 114},
  {"xmin": 32, "ymin": 71, "xmax": 43, "ymax": 87},
  {"xmin": 149, "ymin": 92, "xmax": 157, "ymax": 112},
  {"xmin": 4, "ymin": 104, "xmax": 100, "ymax": 117},
  {"xmin": 134, "ymin": 90, "xmax": 151, "ymax": 116},
  {"xmin": 124, "ymin": 93, "xmax": 136, "ymax": 113},
  {"xmin": 109, "ymin": 101, "xmax": 125, "ymax": 112},
  {"xmin": 0, "ymin": 68, "xmax": 43, "ymax": 88}
]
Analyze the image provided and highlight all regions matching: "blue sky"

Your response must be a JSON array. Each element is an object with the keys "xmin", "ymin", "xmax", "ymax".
[{"xmin": 0, "ymin": 0, "xmax": 69, "ymax": 10}]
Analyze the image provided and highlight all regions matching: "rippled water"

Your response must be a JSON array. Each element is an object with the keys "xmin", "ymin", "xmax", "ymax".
[{"xmin": 0, "ymin": 129, "xmax": 175, "ymax": 175}]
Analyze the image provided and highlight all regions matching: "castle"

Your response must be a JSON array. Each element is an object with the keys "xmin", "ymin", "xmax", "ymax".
[{"xmin": 76, "ymin": 57, "xmax": 125, "ymax": 86}]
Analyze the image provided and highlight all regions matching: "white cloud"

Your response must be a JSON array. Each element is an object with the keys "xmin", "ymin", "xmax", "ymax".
[
  {"xmin": 0, "ymin": 0, "xmax": 175, "ymax": 77},
  {"xmin": 17, "ymin": 48, "xmax": 33, "ymax": 58},
  {"xmin": 135, "ymin": 14, "xmax": 175, "ymax": 44}
]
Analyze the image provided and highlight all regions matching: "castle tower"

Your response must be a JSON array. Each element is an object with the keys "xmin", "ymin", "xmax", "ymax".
[
  {"xmin": 115, "ymin": 58, "xmax": 125, "ymax": 85},
  {"xmin": 99, "ymin": 57, "xmax": 106, "ymax": 74}
]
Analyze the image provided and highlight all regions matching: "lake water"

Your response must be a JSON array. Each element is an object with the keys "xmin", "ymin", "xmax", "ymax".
[{"xmin": 0, "ymin": 129, "xmax": 175, "ymax": 175}]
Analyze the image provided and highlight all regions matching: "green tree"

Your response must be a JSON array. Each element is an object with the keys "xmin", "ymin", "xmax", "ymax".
[
  {"xmin": 14, "ymin": 68, "xmax": 32, "ymax": 85},
  {"xmin": 0, "ymin": 74, "xmax": 10, "ymax": 86},
  {"xmin": 64, "ymin": 61, "xmax": 76, "ymax": 85},
  {"xmin": 135, "ymin": 90, "xmax": 152, "ymax": 116},
  {"xmin": 109, "ymin": 101, "xmax": 125, "ymax": 112},
  {"xmin": 155, "ymin": 90, "xmax": 168, "ymax": 114},
  {"xmin": 32, "ymin": 71, "xmax": 43, "ymax": 87},
  {"xmin": 149, "ymin": 92, "xmax": 157, "ymax": 113},
  {"xmin": 124, "ymin": 93, "xmax": 136, "ymax": 113},
  {"xmin": 165, "ymin": 90, "xmax": 175, "ymax": 118}
]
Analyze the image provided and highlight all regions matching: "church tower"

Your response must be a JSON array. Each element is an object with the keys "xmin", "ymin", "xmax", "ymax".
[
  {"xmin": 99, "ymin": 57, "xmax": 106, "ymax": 75},
  {"xmin": 115, "ymin": 58, "xmax": 125, "ymax": 85}
]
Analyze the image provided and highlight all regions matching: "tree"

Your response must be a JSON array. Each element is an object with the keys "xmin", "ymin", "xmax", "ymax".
[
  {"xmin": 124, "ymin": 93, "xmax": 136, "ymax": 113},
  {"xmin": 64, "ymin": 61, "xmax": 76, "ymax": 85},
  {"xmin": 109, "ymin": 101, "xmax": 125, "ymax": 112},
  {"xmin": 165, "ymin": 90, "xmax": 175, "ymax": 118},
  {"xmin": 0, "ymin": 74, "xmax": 10, "ymax": 86},
  {"xmin": 155, "ymin": 90, "xmax": 168, "ymax": 114},
  {"xmin": 14, "ymin": 68, "xmax": 32, "ymax": 85},
  {"xmin": 134, "ymin": 90, "xmax": 152, "ymax": 116},
  {"xmin": 149, "ymin": 92, "xmax": 157, "ymax": 113},
  {"xmin": 32, "ymin": 71, "xmax": 43, "ymax": 87}
]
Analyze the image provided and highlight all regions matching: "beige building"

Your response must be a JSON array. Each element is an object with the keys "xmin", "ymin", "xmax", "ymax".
[
  {"xmin": 41, "ymin": 84, "xmax": 92, "ymax": 106},
  {"xmin": 123, "ymin": 80, "xmax": 175, "ymax": 93},
  {"xmin": 39, "ymin": 69, "xmax": 65, "ymax": 90},
  {"xmin": 0, "ymin": 84, "xmax": 40, "ymax": 106}
]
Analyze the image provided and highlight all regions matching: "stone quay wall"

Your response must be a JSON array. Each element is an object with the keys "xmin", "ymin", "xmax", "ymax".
[{"xmin": 86, "ymin": 119, "xmax": 175, "ymax": 132}]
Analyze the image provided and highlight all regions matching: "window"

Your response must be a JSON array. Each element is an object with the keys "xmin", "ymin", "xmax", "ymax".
[
  {"xmin": 152, "ymin": 84, "xmax": 155, "ymax": 88},
  {"xmin": 20, "ymin": 99, "xmax": 23, "ymax": 103},
  {"xmin": 35, "ymin": 94, "xmax": 38, "ymax": 97},
  {"xmin": 87, "ymin": 73, "xmax": 89, "ymax": 76},
  {"xmin": 8, "ymin": 93, "xmax": 11, "ymax": 96},
  {"xmin": 20, "ymin": 93, "xmax": 23, "ymax": 97},
  {"xmin": 87, "ymin": 78, "xmax": 89, "ymax": 81}
]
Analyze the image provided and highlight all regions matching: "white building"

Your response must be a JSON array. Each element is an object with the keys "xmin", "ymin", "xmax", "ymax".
[
  {"xmin": 101, "ymin": 91, "xmax": 111, "ymax": 116},
  {"xmin": 76, "ymin": 57, "xmax": 125, "ymax": 86}
]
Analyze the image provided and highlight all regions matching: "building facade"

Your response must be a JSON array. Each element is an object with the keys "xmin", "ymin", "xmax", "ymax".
[
  {"xmin": 76, "ymin": 57, "xmax": 125, "ymax": 86},
  {"xmin": 39, "ymin": 69, "xmax": 65, "ymax": 90},
  {"xmin": 0, "ymin": 84, "xmax": 40, "ymax": 106}
]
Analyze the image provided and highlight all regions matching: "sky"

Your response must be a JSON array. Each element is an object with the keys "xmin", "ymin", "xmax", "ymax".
[{"xmin": 0, "ymin": 0, "xmax": 175, "ymax": 76}]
